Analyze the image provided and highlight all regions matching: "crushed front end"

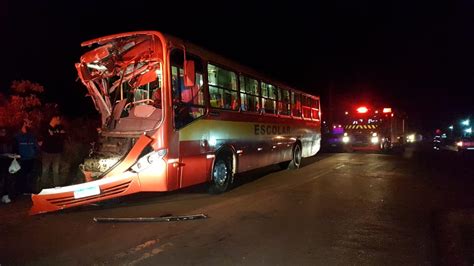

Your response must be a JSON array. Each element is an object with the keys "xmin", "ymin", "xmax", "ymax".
[
  {"xmin": 30, "ymin": 135, "xmax": 152, "ymax": 215},
  {"xmin": 81, "ymin": 136, "xmax": 133, "ymax": 181},
  {"xmin": 30, "ymin": 31, "xmax": 168, "ymax": 215}
]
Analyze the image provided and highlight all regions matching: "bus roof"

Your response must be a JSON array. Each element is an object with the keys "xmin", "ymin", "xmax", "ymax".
[
  {"xmin": 81, "ymin": 30, "xmax": 318, "ymax": 99},
  {"xmin": 165, "ymin": 34, "xmax": 317, "ymax": 98},
  {"xmin": 81, "ymin": 30, "xmax": 166, "ymax": 47}
]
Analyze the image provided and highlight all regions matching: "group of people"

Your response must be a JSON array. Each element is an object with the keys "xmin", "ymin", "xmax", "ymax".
[{"xmin": 0, "ymin": 115, "xmax": 66, "ymax": 204}]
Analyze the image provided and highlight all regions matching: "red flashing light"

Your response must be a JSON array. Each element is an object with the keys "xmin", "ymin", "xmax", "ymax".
[{"xmin": 356, "ymin": 106, "xmax": 368, "ymax": 113}]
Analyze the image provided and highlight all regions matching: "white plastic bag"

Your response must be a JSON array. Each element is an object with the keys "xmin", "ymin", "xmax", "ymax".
[{"xmin": 8, "ymin": 158, "xmax": 21, "ymax": 174}]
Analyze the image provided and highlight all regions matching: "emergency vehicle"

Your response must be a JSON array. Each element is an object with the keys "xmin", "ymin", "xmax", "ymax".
[{"xmin": 341, "ymin": 106, "xmax": 405, "ymax": 151}]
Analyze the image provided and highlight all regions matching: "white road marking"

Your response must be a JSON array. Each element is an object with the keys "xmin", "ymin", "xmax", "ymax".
[
  {"xmin": 127, "ymin": 243, "xmax": 173, "ymax": 265},
  {"xmin": 115, "ymin": 239, "xmax": 160, "ymax": 259}
]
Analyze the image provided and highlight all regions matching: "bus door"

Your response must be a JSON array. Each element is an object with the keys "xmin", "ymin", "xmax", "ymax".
[{"xmin": 170, "ymin": 49, "xmax": 208, "ymax": 187}]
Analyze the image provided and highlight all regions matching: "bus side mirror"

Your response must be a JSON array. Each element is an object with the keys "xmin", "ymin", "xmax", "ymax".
[{"xmin": 184, "ymin": 60, "xmax": 195, "ymax": 87}]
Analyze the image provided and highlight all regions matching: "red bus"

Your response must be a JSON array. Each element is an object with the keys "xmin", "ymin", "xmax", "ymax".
[{"xmin": 30, "ymin": 31, "xmax": 321, "ymax": 214}]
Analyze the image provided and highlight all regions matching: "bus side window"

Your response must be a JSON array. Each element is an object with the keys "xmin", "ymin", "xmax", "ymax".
[
  {"xmin": 261, "ymin": 82, "xmax": 276, "ymax": 114},
  {"xmin": 209, "ymin": 86, "xmax": 224, "ymax": 108},
  {"xmin": 278, "ymin": 88, "xmax": 290, "ymax": 116},
  {"xmin": 170, "ymin": 49, "xmax": 205, "ymax": 129},
  {"xmin": 302, "ymin": 95, "xmax": 311, "ymax": 119},
  {"xmin": 239, "ymin": 75, "xmax": 259, "ymax": 112},
  {"xmin": 208, "ymin": 64, "xmax": 238, "ymax": 111},
  {"xmin": 291, "ymin": 92, "xmax": 302, "ymax": 117},
  {"xmin": 311, "ymin": 98, "xmax": 320, "ymax": 120}
]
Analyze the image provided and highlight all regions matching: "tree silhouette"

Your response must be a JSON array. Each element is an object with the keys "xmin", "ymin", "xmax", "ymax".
[{"xmin": 0, "ymin": 80, "xmax": 47, "ymax": 131}]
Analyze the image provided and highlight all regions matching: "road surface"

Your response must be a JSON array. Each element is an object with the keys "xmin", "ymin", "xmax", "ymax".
[{"xmin": 1, "ymin": 146, "xmax": 473, "ymax": 265}]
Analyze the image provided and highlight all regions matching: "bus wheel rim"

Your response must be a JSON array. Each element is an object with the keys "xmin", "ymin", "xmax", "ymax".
[
  {"xmin": 295, "ymin": 145, "xmax": 301, "ymax": 167},
  {"xmin": 213, "ymin": 160, "xmax": 228, "ymax": 186}
]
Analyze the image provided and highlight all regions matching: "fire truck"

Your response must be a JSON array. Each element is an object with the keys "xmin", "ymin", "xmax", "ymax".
[{"xmin": 340, "ymin": 106, "xmax": 406, "ymax": 151}]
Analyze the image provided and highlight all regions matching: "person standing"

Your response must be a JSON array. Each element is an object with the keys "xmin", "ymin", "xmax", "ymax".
[
  {"xmin": 41, "ymin": 115, "xmax": 66, "ymax": 187},
  {"xmin": 0, "ymin": 128, "xmax": 16, "ymax": 203},
  {"xmin": 13, "ymin": 119, "xmax": 40, "ymax": 194}
]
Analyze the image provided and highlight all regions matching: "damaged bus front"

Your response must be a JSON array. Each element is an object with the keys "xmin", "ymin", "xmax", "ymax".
[{"xmin": 30, "ymin": 32, "xmax": 170, "ymax": 214}]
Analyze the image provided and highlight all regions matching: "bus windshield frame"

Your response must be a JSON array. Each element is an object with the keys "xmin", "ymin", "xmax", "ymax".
[{"xmin": 75, "ymin": 33, "xmax": 165, "ymax": 131}]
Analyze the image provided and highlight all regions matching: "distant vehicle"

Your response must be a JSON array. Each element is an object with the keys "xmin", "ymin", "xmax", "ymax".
[
  {"xmin": 455, "ymin": 137, "xmax": 474, "ymax": 152},
  {"xmin": 30, "ymin": 30, "xmax": 322, "ymax": 215},
  {"xmin": 406, "ymin": 133, "xmax": 422, "ymax": 143},
  {"xmin": 321, "ymin": 123, "xmax": 346, "ymax": 151},
  {"xmin": 340, "ymin": 106, "xmax": 406, "ymax": 151}
]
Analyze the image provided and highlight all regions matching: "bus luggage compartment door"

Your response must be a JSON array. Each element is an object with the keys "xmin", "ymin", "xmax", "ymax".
[{"xmin": 178, "ymin": 138, "xmax": 211, "ymax": 188}]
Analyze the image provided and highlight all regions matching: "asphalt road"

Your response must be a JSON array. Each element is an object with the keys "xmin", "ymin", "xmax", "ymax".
[{"xmin": 1, "ymin": 146, "xmax": 473, "ymax": 265}]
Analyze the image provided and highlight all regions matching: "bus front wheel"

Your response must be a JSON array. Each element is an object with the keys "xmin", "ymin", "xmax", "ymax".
[
  {"xmin": 288, "ymin": 143, "xmax": 302, "ymax": 170},
  {"xmin": 209, "ymin": 153, "xmax": 234, "ymax": 194}
]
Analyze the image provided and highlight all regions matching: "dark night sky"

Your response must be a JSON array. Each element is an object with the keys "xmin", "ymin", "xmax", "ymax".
[{"xmin": 1, "ymin": 0, "xmax": 473, "ymax": 131}]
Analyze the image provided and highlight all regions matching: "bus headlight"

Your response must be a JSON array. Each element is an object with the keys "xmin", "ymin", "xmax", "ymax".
[
  {"xmin": 407, "ymin": 134, "xmax": 415, "ymax": 143},
  {"xmin": 371, "ymin": 136, "xmax": 379, "ymax": 144},
  {"xmin": 131, "ymin": 149, "xmax": 167, "ymax": 173},
  {"xmin": 342, "ymin": 136, "xmax": 350, "ymax": 143}
]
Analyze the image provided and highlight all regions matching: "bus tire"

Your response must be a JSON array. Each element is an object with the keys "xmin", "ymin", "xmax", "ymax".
[
  {"xmin": 288, "ymin": 143, "xmax": 302, "ymax": 170},
  {"xmin": 380, "ymin": 140, "xmax": 390, "ymax": 152},
  {"xmin": 209, "ymin": 152, "xmax": 234, "ymax": 194}
]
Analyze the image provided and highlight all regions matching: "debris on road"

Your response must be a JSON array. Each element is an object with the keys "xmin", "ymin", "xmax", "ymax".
[{"xmin": 93, "ymin": 213, "xmax": 208, "ymax": 223}]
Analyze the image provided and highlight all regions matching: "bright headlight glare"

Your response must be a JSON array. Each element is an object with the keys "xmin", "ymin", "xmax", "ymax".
[
  {"xmin": 132, "ymin": 149, "xmax": 167, "ymax": 173},
  {"xmin": 342, "ymin": 136, "xmax": 350, "ymax": 143},
  {"xmin": 372, "ymin": 132, "xmax": 377, "ymax": 137},
  {"xmin": 456, "ymin": 141, "xmax": 463, "ymax": 147},
  {"xmin": 371, "ymin": 136, "xmax": 379, "ymax": 144}
]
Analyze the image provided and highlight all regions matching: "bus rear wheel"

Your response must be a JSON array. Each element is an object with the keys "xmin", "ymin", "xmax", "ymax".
[
  {"xmin": 209, "ymin": 153, "xmax": 233, "ymax": 194},
  {"xmin": 380, "ymin": 140, "xmax": 390, "ymax": 152},
  {"xmin": 288, "ymin": 143, "xmax": 302, "ymax": 170}
]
